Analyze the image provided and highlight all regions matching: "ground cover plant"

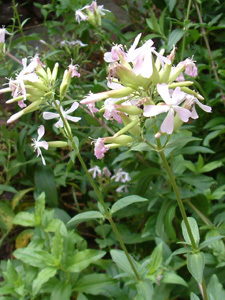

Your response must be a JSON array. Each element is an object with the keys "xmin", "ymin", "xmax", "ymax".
[{"xmin": 0, "ymin": 0, "xmax": 225, "ymax": 299}]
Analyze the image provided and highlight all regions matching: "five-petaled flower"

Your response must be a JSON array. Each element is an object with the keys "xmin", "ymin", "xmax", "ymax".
[
  {"xmin": 31, "ymin": 125, "xmax": 48, "ymax": 165},
  {"xmin": 43, "ymin": 100, "xmax": 81, "ymax": 128},
  {"xmin": 93, "ymin": 138, "xmax": 109, "ymax": 159},
  {"xmin": 144, "ymin": 83, "xmax": 192, "ymax": 134}
]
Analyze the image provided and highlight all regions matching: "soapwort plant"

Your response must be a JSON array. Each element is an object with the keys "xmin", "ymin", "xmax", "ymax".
[{"xmin": 0, "ymin": 1, "xmax": 225, "ymax": 299}]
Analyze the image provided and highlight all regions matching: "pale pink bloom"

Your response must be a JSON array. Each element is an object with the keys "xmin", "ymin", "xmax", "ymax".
[
  {"xmin": 102, "ymin": 167, "xmax": 111, "ymax": 177},
  {"xmin": 104, "ymin": 44, "xmax": 126, "ymax": 63},
  {"xmin": 31, "ymin": 125, "xmax": 48, "ymax": 165},
  {"xmin": 88, "ymin": 165, "xmax": 101, "ymax": 178},
  {"xmin": 93, "ymin": 138, "xmax": 109, "ymax": 159},
  {"xmin": 43, "ymin": 100, "xmax": 81, "ymax": 128},
  {"xmin": 103, "ymin": 98, "xmax": 122, "ymax": 124},
  {"xmin": 177, "ymin": 58, "xmax": 198, "ymax": 78},
  {"xmin": 111, "ymin": 168, "xmax": 131, "ymax": 183},
  {"xmin": 126, "ymin": 34, "xmax": 171, "ymax": 78},
  {"xmin": 75, "ymin": 9, "xmax": 88, "ymax": 23},
  {"xmin": 185, "ymin": 95, "xmax": 212, "ymax": 119},
  {"xmin": 60, "ymin": 40, "xmax": 87, "ymax": 47},
  {"xmin": 144, "ymin": 83, "xmax": 192, "ymax": 134},
  {"xmin": 107, "ymin": 80, "xmax": 124, "ymax": 90},
  {"xmin": 116, "ymin": 185, "xmax": 129, "ymax": 193},
  {"xmin": 8, "ymin": 56, "xmax": 40, "ymax": 103},
  {"xmin": 0, "ymin": 26, "xmax": 11, "ymax": 43},
  {"xmin": 69, "ymin": 64, "xmax": 80, "ymax": 78},
  {"xmin": 86, "ymin": 103, "xmax": 99, "ymax": 116}
]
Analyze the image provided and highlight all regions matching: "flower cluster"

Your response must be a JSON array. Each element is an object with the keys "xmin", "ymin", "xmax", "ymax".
[
  {"xmin": 75, "ymin": 1, "xmax": 110, "ymax": 27},
  {"xmin": 88, "ymin": 166, "xmax": 130, "ymax": 193},
  {"xmin": 80, "ymin": 33, "xmax": 212, "ymax": 159}
]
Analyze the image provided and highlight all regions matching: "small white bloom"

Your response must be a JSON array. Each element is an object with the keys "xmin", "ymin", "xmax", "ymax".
[
  {"xmin": 43, "ymin": 100, "xmax": 81, "ymax": 128},
  {"xmin": 0, "ymin": 26, "xmax": 11, "ymax": 43},
  {"xmin": 112, "ymin": 168, "xmax": 131, "ymax": 183},
  {"xmin": 31, "ymin": 125, "xmax": 48, "ymax": 165},
  {"xmin": 144, "ymin": 83, "xmax": 192, "ymax": 134},
  {"xmin": 185, "ymin": 94, "xmax": 212, "ymax": 119},
  {"xmin": 88, "ymin": 165, "xmax": 101, "ymax": 178}
]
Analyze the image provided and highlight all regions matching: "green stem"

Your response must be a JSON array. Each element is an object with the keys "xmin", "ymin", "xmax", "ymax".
[
  {"xmin": 159, "ymin": 149, "xmax": 197, "ymax": 250},
  {"xmin": 12, "ymin": 0, "xmax": 29, "ymax": 52},
  {"xmin": 181, "ymin": 0, "xmax": 192, "ymax": 60},
  {"xmin": 53, "ymin": 99, "xmax": 140, "ymax": 281},
  {"xmin": 201, "ymin": 276, "xmax": 209, "ymax": 300},
  {"xmin": 186, "ymin": 199, "xmax": 213, "ymax": 227}
]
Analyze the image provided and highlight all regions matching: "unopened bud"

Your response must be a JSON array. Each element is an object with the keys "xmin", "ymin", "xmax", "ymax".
[
  {"xmin": 155, "ymin": 49, "xmax": 165, "ymax": 71},
  {"xmin": 52, "ymin": 62, "xmax": 59, "ymax": 81},
  {"xmin": 104, "ymin": 135, "xmax": 133, "ymax": 145},
  {"xmin": 168, "ymin": 65, "xmax": 185, "ymax": 83},
  {"xmin": 181, "ymin": 87, "xmax": 204, "ymax": 100},
  {"xmin": 120, "ymin": 114, "xmax": 141, "ymax": 137},
  {"xmin": 48, "ymin": 141, "xmax": 68, "ymax": 148},
  {"xmin": 168, "ymin": 81, "xmax": 194, "ymax": 89},
  {"xmin": 117, "ymin": 105, "xmax": 143, "ymax": 115},
  {"xmin": 116, "ymin": 65, "xmax": 150, "ymax": 89}
]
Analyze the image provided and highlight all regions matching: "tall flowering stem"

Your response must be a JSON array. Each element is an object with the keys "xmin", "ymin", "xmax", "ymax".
[
  {"xmin": 52, "ymin": 99, "xmax": 140, "ymax": 281},
  {"xmin": 152, "ymin": 127, "xmax": 209, "ymax": 300}
]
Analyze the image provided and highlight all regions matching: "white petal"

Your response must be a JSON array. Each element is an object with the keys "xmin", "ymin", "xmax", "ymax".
[
  {"xmin": 174, "ymin": 106, "xmax": 192, "ymax": 122},
  {"xmin": 43, "ymin": 112, "xmax": 59, "ymax": 120},
  {"xmin": 40, "ymin": 153, "xmax": 46, "ymax": 165},
  {"xmin": 107, "ymin": 81, "xmax": 124, "ymax": 90},
  {"xmin": 161, "ymin": 110, "xmax": 174, "ymax": 134},
  {"xmin": 66, "ymin": 115, "xmax": 81, "ymax": 123},
  {"xmin": 104, "ymin": 52, "xmax": 114, "ymax": 63},
  {"xmin": 143, "ymin": 105, "xmax": 169, "ymax": 117},
  {"xmin": 54, "ymin": 118, "xmax": 63, "ymax": 128},
  {"xmin": 38, "ymin": 141, "xmax": 49, "ymax": 150},
  {"xmin": 65, "ymin": 102, "xmax": 79, "ymax": 114},
  {"xmin": 37, "ymin": 125, "xmax": 45, "ymax": 141},
  {"xmin": 195, "ymin": 99, "xmax": 212, "ymax": 113},
  {"xmin": 141, "ymin": 53, "xmax": 153, "ymax": 78},
  {"xmin": 128, "ymin": 33, "xmax": 142, "ymax": 55},
  {"xmin": 190, "ymin": 106, "xmax": 199, "ymax": 119},
  {"xmin": 157, "ymin": 83, "xmax": 171, "ymax": 105}
]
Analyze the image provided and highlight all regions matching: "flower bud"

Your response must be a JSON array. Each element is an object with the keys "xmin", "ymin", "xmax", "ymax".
[
  {"xmin": 7, "ymin": 100, "xmax": 42, "ymax": 123},
  {"xmin": 51, "ymin": 62, "xmax": 59, "ymax": 81},
  {"xmin": 168, "ymin": 64, "xmax": 185, "ymax": 83},
  {"xmin": 159, "ymin": 63, "xmax": 172, "ymax": 83},
  {"xmin": 120, "ymin": 114, "xmax": 141, "ymax": 137},
  {"xmin": 116, "ymin": 104, "xmax": 143, "ymax": 115},
  {"xmin": 104, "ymin": 135, "xmax": 133, "ymax": 145},
  {"xmin": 116, "ymin": 65, "xmax": 150, "ymax": 89},
  {"xmin": 168, "ymin": 81, "xmax": 194, "ymax": 89},
  {"xmin": 47, "ymin": 141, "xmax": 68, "ymax": 148},
  {"xmin": 181, "ymin": 87, "xmax": 204, "ymax": 100}
]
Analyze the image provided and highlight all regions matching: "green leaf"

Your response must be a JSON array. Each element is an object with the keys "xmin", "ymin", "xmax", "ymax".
[
  {"xmin": 161, "ymin": 271, "xmax": 188, "ymax": 287},
  {"xmin": 11, "ymin": 188, "xmax": 34, "ymax": 211},
  {"xmin": 67, "ymin": 249, "xmax": 106, "ymax": 273},
  {"xmin": 75, "ymin": 274, "xmax": 114, "ymax": 295},
  {"xmin": 187, "ymin": 252, "xmax": 205, "ymax": 283},
  {"xmin": 200, "ymin": 161, "xmax": 223, "ymax": 173},
  {"xmin": 164, "ymin": 204, "xmax": 176, "ymax": 240},
  {"xmin": 0, "ymin": 202, "xmax": 15, "ymax": 231},
  {"xmin": 110, "ymin": 249, "xmax": 139, "ymax": 275},
  {"xmin": 0, "ymin": 184, "xmax": 17, "ymax": 196},
  {"xmin": 13, "ymin": 248, "xmax": 58, "ymax": 268},
  {"xmin": 190, "ymin": 292, "xmax": 201, "ymax": 300},
  {"xmin": 51, "ymin": 230, "xmax": 63, "ymax": 260},
  {"xmin": 111, "ymin": 195, "xmax": 148, "ymax": 214},
  {"xmin": 199, "ymin": 236, "xmax": 224, "ymax": 250},
  {"xmin": 165, "ymin": 0, "xmax": 177, "ymax": 12},
  {"xmin": 207, "ymin": 274, "xmax": 225, "ymax": 300},
  {"xmin": 181, "ymin": 217, "xmax": 200, "ymax": 246},
  {"xmin": 34, "ymin": 192, "xmax": 45, "ymax": 225},
  {"xmin": 136, "ymin": 280, "xmax": 154, "ymax": 300},
  {"xmin": 34, "ymin": 165, "xmax": 58, "ymax": 207},
  {"xmin": 179, "ymin": 146, "xmax": 214, "ymax": 155},
  {"xmin": 148, "ymin": 243, "xmax": 163, "ymax": 274},
  {"xmin": 50, "ymin": 282, "xmax": 72, "ymax": 300},
  {"xmin": 32, "ymin": 267, "xmax": 57, "ymax": 296},
  {"xmin": 13, "ymin": 211, "xmax": 36, "ymax": 227},
  {"xmin": 167, "ymin": 29, "xmax": 184, "ymax": 51},
  {"xmin": 68, "ymin": 211, "xmax": 104, "ymax": 225}
]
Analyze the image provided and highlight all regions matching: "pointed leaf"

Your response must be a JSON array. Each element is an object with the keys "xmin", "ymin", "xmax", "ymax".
[
  {"xmin": 161, "ymin": 271, "xmax": 188, "ymax": 287},
  {"xmin": 13, "ymin": 212, "xmax": 36, "ymax": 227},
  {"xmin": 187, "ymin": 252, "xmax": 205, "ymax": 283},
  {"xmin": 111, "ymin": 195, "xmax": 148, "ymax": 214},
  {"xmin": 190, "ymin": 292, "xmax": 201, "ymax": 300},
  {"xmin": 110, "ymin": 249, "xmax": 139, "ymax": 275},
  {"xmin": 32, "ymin": 267, "xmax": 57, "ymax": 296},
  {"xmin": 75, "ymin": 274, "xmax": 114, "ymax": 295},
  {"xmin": 68, "ymin": 211, "xmax": 104, "ymax": 225},
  {"xmin": 181, "ymin": 217, "xmax": 200, "ymax": 246}
]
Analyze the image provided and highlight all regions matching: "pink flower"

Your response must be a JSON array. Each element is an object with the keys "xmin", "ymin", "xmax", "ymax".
[
  {"xmin": 144, "ymin": 83, "xmax": 192, "ymax": 134},
  {"xmin": 0, "ymin": 26, "xmax": 11, "ymax": 43},
  {"xmin": 93, "ymin": 138, "xmax": 109, "ymax": 159},
  {"xmin": 43, "ymin": 100, "xmax": 81, "ymax": 128},
  {"xmin": 102, "ymin": 167, "xmax": 111, "ymax": 177},
  {"xmin": 69, "ymin": 64, "xmax": 80, "ymax": 78},
  {"xmin": 103, "ymin": 98, "xmax": 122, "ymax": 124},
  {"xmin": 31, "ymin": 125, "xmax": 48, "ymax": 165},
  {"xmin": 126, "ymin": 33, "xmax": 171, "ymax": 78},
  {"xmin": 104, "ymin": 44, "xmax": 126, "ymax": 63},
  {"xmin": 75, "ymin": 9, "xmax": 88, "ymax": 23},
  {"xmin": 86, "ymin": 103, "xmax": 99, "ymax": 116},
  {"xmin": 111, "ymin": 168, "xmax": 131, "ymax": 183},
  {"xmin": 176, "ymin": 58, "xmax": 198, "ymax": 80},
  {"xmin": 185, "ymin": 95, "xmax": 212, "ymax": 119}
]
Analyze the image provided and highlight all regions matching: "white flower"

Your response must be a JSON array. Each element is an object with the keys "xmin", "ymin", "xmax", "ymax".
[
  {"xmin": 126, "ymin": 33, "xmax": 171, "ymax": 78},
  {"xmin": 103, "ymin": 98, "xmax": 122, "ymax": 124},
  {"xmin": 88, "ymin": 165, "xmax": 101, "ymax": 178},
  {"xmin": 144, "ymin": 83, "xmax": 192, "ymax": 134},
  {"xmin": 0, "ymin": 26, "xmax": 11, "ymax": 43},
  {"xmin": 112, "ymin": 168, "xmax": 131, "ymax": 183},
  {"xmin": 185, "ymin": 95, "xmax": 212, "ymax": 119},
  {"xmin": 43, "ymin": 100, "xmax": 81, "ymax": 128},
  {"xmin": 31, "ymin": 125, "xmax": 48, "ymax": 165}
]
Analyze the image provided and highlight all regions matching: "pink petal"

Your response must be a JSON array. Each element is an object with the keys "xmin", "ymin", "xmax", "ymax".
[
  {"xmin": 38, "ymin": 141, "xmax": 49, "ymax": 150},
  {"xmin": 66, "ymin": 101, "xmax": 79, "ymax": 114},
  {"xmin": 37, "ymin": 125, "xmax": 45, "ymax": 141},
  {"xmin": 161, "ymin": 110, "xmax": 174, "ymax": 134},
  {"xmin": 43, "ymin": 112, "xmax": 59, "ymax": 120},
  {"xmin": 190, "ymin": 105, "xmax": 199, "ymax": 119},
  {"xmin": 195, "ymin": 99, "xmax": 212, "ymax": 113},
  {"xmin": 66, "ymin": 115, "xmax": 81, "ymax": 123},
  {"xmin": 143, "ymin": 105, "xmax": 169, "ymax": 117},
  {"xmin": 174, "ymin": 106, "xmax": 192, "ymax": 122},
  {"xmin": 157, "ymin": 83, "xmax": 171, "ymax": 105},
  {"xmin": 172, "ymin": 87, "xmax": 185, "ymax": 105}
]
